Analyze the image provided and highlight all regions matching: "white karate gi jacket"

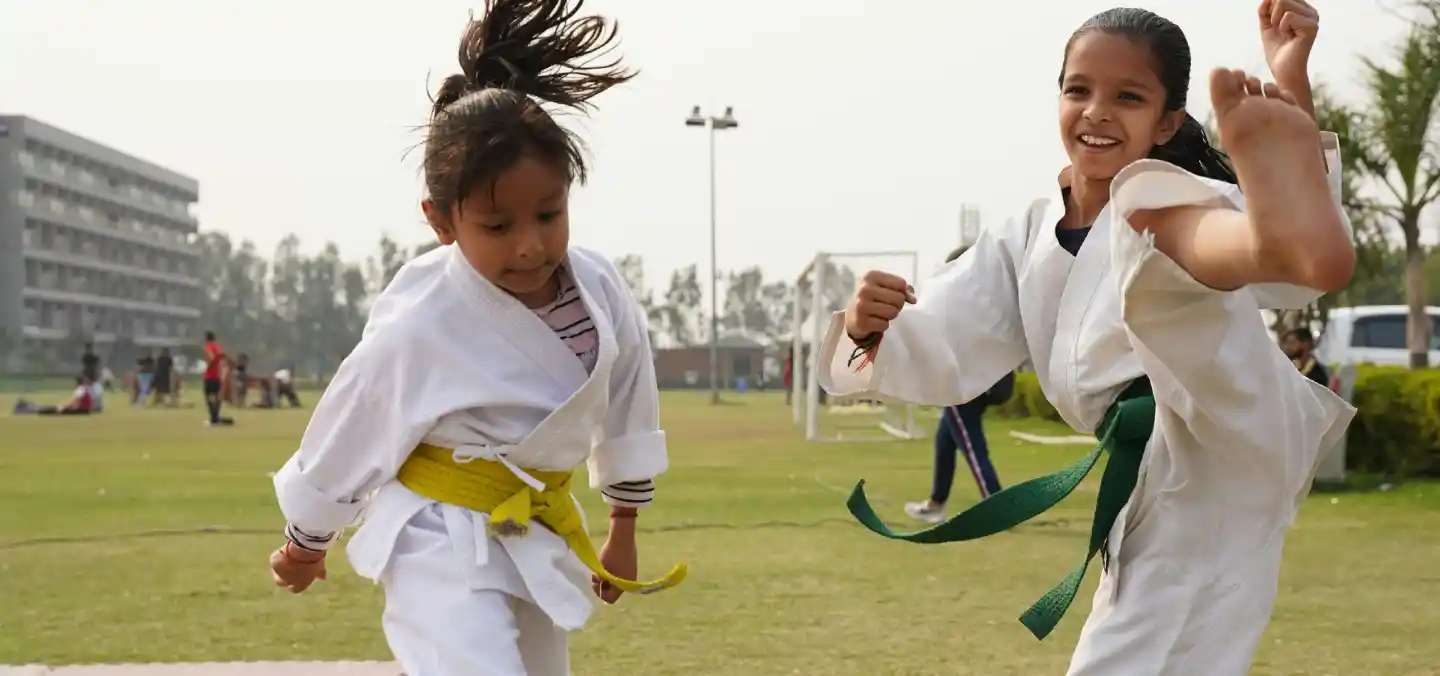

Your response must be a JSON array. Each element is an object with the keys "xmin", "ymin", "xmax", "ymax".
[{"xmin": 273, "ymin": 244, "xmax": 667, "ymax": 632}]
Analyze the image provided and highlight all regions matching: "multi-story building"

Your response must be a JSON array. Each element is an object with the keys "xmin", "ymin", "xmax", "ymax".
[{"xmin": 0, "ymin": 115, "xmax": 202, "ymax": 374}]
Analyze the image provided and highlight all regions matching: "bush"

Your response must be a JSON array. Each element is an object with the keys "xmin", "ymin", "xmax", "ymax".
[
  {"xmin": 990, "ymin": 365, "xmax": 1440, "ymax": 479},
  {"xmin": 1346, "ymin": 364, "xmax": 1440, "ymax": 478},
  {"xmin": 991, "ymin": 372, "xmax": 1061, "ymax": 423}
]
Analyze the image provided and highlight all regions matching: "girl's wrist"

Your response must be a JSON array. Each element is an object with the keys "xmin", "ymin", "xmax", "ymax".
[{"xmin": 282, "ymin": 539, "xmax": 326, "ymax": 564}]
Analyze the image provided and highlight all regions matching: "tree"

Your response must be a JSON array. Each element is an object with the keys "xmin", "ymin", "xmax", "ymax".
[
  {"xmin": 367, "ymin": 234, "xmax": 410, "ymax": 297},
  {"xmin": 297, "ymin": 244, "xmax": 346, "ymax": 375},
  {"xmin": 659, "ymin": 265, "xmax": 703, "ymax": 347},
  {"xmin": 340, "ymin": 263, "xmax": 369, "ymax": 348},
  {"xmin": 269, "ymin": 235, "xmax": 305, "ymax": 365},
  {"xmin": 1357, "ymin": 17, "xmax": 1440, "ymax": 366},
  {"xmin": 758, "ymin": 279, "xmax": 793, "ymax": 343},
  {"xmin": 613, "ymin": 254, "xmax": 664, "ymax": 335},
  {"xmin": 720, "ymin": 266, "xmax": 769, "ymax": 335}
]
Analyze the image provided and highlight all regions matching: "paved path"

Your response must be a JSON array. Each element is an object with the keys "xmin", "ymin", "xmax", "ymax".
[{"xmin": 0, "ymin": 664, "xmax": 401, "ymax": 675}]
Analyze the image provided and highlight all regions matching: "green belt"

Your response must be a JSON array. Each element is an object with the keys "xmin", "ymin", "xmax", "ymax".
[{"xmin": 846, "ymin": 378, "xmax": 1155, "ymax": 640}]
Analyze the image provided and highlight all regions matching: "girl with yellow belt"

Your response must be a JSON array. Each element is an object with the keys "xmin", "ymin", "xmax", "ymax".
[{"xmin": 266, "ymin": 2, "xmax": 683, "ymax": 674}]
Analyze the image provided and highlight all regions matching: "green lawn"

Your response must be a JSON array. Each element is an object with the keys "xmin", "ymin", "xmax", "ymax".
[{"xmin": 1, "ymin": 391, "xmax": 1438, "ymax": 675}]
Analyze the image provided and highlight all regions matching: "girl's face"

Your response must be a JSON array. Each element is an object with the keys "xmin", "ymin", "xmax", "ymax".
[
  {"xmin": 423, "ymin": 153, "xmax": 571, "ymax": 308},
  {"xmin": 1058, "ymin": 32, "xmax": 1184, "ymax": 182}
]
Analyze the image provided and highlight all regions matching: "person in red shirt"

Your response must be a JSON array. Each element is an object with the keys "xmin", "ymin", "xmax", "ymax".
[{"xmin": 203, "ymin": 331, "xmax": 234, "ymax": 426}]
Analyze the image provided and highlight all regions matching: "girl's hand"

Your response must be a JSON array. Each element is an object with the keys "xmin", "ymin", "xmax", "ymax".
[
  {"xmin": 593, "ymin": 530, "xmax": 637, "ymax": 604},
  {"xmin": 845, "ymin": 270, "xmax": 917, "ymax": 340},
  {"xmin": 269, "ymin": 541, "xmax": 327, "ymax": 594},
  {"xmin": 1259, "ymin": 0, "xmax": 1319, "ymax": 90}
]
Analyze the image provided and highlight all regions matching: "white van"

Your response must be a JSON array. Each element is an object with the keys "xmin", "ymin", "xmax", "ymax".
[{"xmin": 1313, "ymin": 305, "xmax": 1440, "ymax": 367}]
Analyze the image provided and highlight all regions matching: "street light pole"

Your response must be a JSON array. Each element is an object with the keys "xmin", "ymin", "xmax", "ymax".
[{"xmin": 685, "ymin": 105, "xmax": 738, "ymax": 405}]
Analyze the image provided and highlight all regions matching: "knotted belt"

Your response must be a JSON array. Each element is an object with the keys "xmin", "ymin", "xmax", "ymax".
[
  {"xmin": 396, "ymin": 443, "xmax": 687, "ymax": 595},
  {"xmin": 846, "ymin": 378, "xmax": 1155, "ymax": 639}
]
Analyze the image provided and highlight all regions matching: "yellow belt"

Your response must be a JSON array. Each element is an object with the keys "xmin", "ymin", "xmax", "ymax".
[{"xmin": 395, "ymin": 443, "xmax": 686, "ymax": 595}]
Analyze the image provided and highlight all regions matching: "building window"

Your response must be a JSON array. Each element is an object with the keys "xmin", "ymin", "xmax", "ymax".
[
  {"xmin": 77, "ymin": 205, "xmax": 97, "ymax": 222},
  {"xmin": 17, "ymin": 190, "xmax": 34, "ymax": 208},
  {"xmin": 18, "ymin": 151, "xmax": 34, "ymax": 169}
]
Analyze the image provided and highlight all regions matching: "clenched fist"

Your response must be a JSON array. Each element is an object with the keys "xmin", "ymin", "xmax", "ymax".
[{"xmin": 844, "ymin": 270, "xmax": 916, "ymax": 340}]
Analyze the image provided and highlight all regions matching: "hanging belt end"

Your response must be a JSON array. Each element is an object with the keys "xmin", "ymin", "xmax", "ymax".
[{"xmin": 1018, "ymin": 608, "xmax": 1059, "ymax": 641}]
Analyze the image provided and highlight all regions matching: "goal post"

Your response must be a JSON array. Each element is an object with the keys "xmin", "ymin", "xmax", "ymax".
[{"xmin": 791, "ymin": 250, "xmax": 924, "ymax": 443}]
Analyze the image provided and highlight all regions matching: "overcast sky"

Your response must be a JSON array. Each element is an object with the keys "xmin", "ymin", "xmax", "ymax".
[{"xmin": 0, "ymin": 0, "xmax": 1412, "ymax": 297}]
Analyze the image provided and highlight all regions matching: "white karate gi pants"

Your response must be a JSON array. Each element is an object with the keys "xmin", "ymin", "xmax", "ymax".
[{"xmin": 381, "ymin": 509, "xmax": 570, "ymax": 676}]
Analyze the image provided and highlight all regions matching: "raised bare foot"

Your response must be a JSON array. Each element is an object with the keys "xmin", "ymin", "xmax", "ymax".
[{"xmin": 1210, "ymin": 67, "xmax": 1353, "ymax": 291}]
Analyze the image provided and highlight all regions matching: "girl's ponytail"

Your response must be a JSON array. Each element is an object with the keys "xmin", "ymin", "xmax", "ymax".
[{"xmin": 1147, "ymin": 113, "xmax": 1238, "ymax": 185}]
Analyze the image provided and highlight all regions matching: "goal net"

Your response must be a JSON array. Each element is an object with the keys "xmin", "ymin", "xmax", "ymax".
[{"xmin": 790, "ymin": 250, "xmax": 924, "ymax": 443}]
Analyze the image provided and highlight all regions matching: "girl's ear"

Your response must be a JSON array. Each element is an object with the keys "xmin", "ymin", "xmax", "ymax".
[
  {"xmin": 1154, "ymin": 109, "xmax": 1186, "ymax": 146},
  {"xmin": 422, "ymin": 199, "xmax": 457, "ymax": 246}
]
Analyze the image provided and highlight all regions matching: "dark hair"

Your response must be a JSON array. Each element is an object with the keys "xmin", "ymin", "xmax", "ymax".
[
  {"xmin": 204, "ymin": 331, "xmax": 215, "ymax": 341},
  {"xmin": 1061, "ymin": 8, "xmax": 1237, "ymax": 185},
  {"xmin": 945, "ymin": 247, "xmax": 969, "ymax": 264},
  {"xmin": 1284, "ymin": 327, "xmax": 1315, "ymax": 343},
  {"xmin": 423, "ymin": 0, "xmax": 635, "ymax": 217}
]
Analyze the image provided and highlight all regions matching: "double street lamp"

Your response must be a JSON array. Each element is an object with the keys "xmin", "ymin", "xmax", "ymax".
[{"xmin": 684, "ymin": 105, "xmax": 739, "ymax": 405}]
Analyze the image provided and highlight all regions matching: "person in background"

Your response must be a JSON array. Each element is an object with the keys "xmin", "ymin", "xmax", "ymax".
[
  {"xmin": 203, "ymin": 331, "xmax": 234, "ymax": 426},
  {"xmin": 904, "ymin": 247, "xmax": 1016, "ymax": 524},
  {"xmin": 1280, "ymin": 327, "xmax": 1330, "ymax": 387},
  {"xmin": 13, "ymin": 377, "xmax": 94, "ymax": 416},
  {"xmin": 134, "ymin": 350, "xmax": 155, "ymax": 406},
  {"xmin": 152, "ymin": 348, "xmax": 174, "ymax": 406},
  {"xmin": 783, "ymin": 348, "xmax": 794, "ymax": 406},
  {"xmin": 79, "ymin": 343, "xmax": 106, "ymax": 411},
  {"xmin": 80, "ymin": 343, "xmax": 100, "ymax": 384},
  {"xmin": 273, "ymin": 366, "xmax": 301, "ymax": 408},
  {"xmin": 232, "ymin": 353, "xmax": 251, "ymax": 408}
]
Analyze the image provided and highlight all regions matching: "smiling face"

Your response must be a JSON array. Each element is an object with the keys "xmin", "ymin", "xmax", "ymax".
[
  {"xmin": 1059, "ymin": 31, "xmax": 1185, "ymax": 182},
  {"xmin": 423, "ymin": 153, "xmax": 571, "ymax": 307}
]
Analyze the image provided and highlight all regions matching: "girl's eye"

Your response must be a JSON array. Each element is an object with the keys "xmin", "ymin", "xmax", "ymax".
[
  {"xmin": 1063, "ymin": 86, "xmax": 1089, "ymax": 97},
  {"xmin": 1119, "ymin": 92, "xmax": 1144, "ymax": 102},
  {"xmin": 482, "ymin": 222, "xmax": 509, "ymax": 233},
  {"xmin": 538, "ymin": 210, "xmax": 563, "ymax": 223}
]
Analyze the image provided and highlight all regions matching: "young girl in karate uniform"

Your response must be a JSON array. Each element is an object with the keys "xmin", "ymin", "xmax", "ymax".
[
  {"xmin": 824, "ymin": 2, "xmax": 1354, "ymax": 674},
  {"xmin": 266, "ymin": 2, "xmax": 684, "ymax": 674}
]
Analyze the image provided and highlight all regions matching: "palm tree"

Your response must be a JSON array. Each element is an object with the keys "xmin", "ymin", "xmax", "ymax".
[{"xmin": 1356, "ymin": 15, "xmax": 1440, "ymax": 367}]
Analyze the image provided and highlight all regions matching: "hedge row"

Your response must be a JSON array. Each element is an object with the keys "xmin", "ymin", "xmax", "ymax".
[{"xmin": 991, "ymin": 366, "xmax": 1440, "ymax": 480}]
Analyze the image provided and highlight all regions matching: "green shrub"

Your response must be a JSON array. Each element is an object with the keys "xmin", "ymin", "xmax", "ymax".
[
  {"xmin": 990, "ymin": 365, "xmax": 1440, "ymax": 479},
  {"xmin": 991, "ymin": 372, "xmax": 1061, "ymax": 422},
  {"xmin": 1346, "ymin": 364, "xmax": 1440, "ymax": 478}
]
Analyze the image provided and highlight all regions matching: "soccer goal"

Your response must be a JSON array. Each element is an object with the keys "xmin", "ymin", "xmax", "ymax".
[{"xmin": 790, "ymin": 250, "xmax": 924, "ymax": 443}]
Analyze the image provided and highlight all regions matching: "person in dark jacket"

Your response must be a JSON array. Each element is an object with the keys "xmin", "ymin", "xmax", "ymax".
[
  {"xmin": 905, "ymin": 246, "xmax": 1015, "ymax": 524},
  {"xmin": 1280, "ymin": 327, "xmax": 1329, "ymax": 387}
]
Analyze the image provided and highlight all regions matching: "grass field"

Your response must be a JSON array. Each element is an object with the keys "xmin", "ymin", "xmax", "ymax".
[{"xmin": 2, "ymin": 390, "xmax": 1439, "ymax": 675}]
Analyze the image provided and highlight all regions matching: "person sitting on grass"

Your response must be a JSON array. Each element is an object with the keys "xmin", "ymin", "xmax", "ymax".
[{"xmin": 13, "ymin": 377, "xmax": 95, "ymax": 416}]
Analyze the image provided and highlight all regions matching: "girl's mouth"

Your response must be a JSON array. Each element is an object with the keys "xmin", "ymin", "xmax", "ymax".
[{"xmin": 1077, "ymin": 134, "xmax": 1121, "ymax": 149}]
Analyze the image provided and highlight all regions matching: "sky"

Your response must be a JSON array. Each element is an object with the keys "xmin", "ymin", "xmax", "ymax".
[{"xmin": 0, "ymin": 0, "xmax": 1414, "ymax": 302}]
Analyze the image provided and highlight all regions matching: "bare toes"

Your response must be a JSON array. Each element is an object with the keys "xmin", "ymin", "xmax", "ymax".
[
  {"xmin": 1245, "ymin": 76, "xmax": 1264, "ymax": 96},
  {"xmin": 1262, "ymin": 82, "xmax": 1283, "ymax": 99},
  {"xmin": 1209, "ymin": 68, "xmax": 1246, "ymax": 115}
]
